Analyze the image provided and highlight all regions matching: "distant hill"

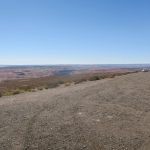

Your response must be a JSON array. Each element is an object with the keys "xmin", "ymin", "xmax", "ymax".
[{"xmin": 0, "ymin": 64, "xmax": 149, "ymax": 81}]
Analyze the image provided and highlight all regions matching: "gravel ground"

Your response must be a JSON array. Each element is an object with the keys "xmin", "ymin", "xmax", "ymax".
[{"xmin": 0, "ymin": 72, "xmax": 150, "ymax": 150}]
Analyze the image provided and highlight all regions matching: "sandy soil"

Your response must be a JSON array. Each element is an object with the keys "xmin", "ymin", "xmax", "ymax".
[{"xmin": 0, "ymin": 72, "xmax": 150, "ymax": 150}]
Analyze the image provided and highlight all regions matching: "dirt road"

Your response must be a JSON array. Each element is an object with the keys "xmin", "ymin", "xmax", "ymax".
[{"xmin": 1, "ymin": 72, "xmax": 150, "ymax": 150}]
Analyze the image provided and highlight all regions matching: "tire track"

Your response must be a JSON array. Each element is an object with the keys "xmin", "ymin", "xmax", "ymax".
[
  {"xmin": 23, "ymin": 101, "xmax": 57, "ymax": 150},
  {"xmin": 23, "ymin": 108, "xmax": 45, "ymax": 150}
]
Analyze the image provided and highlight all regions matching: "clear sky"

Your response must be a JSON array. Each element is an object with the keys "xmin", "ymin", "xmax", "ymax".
[{"xmin": 0, "ymin": 0, "xmax": 150, "ymax": 65}]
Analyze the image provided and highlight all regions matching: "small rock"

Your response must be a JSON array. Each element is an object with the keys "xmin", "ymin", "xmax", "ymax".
[{"xmin": 107, "ymin": 115, "xmax": 113, "ymax": 119}]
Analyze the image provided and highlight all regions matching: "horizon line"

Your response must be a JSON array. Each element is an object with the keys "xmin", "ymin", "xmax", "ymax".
[{"xmin": 0, "ymin": 63, "xmax": 150, "ymax": 66}]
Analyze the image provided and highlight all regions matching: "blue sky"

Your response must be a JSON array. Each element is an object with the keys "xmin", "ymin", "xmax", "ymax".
[{"xmin": 0, "ymin": 0, "xmax": 150, "ymax": 64}]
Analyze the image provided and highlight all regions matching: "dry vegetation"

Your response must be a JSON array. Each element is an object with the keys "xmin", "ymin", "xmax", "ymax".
[{"xmin": 0, "ymin": 70, "xmax": 138, "ymax": 97}]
